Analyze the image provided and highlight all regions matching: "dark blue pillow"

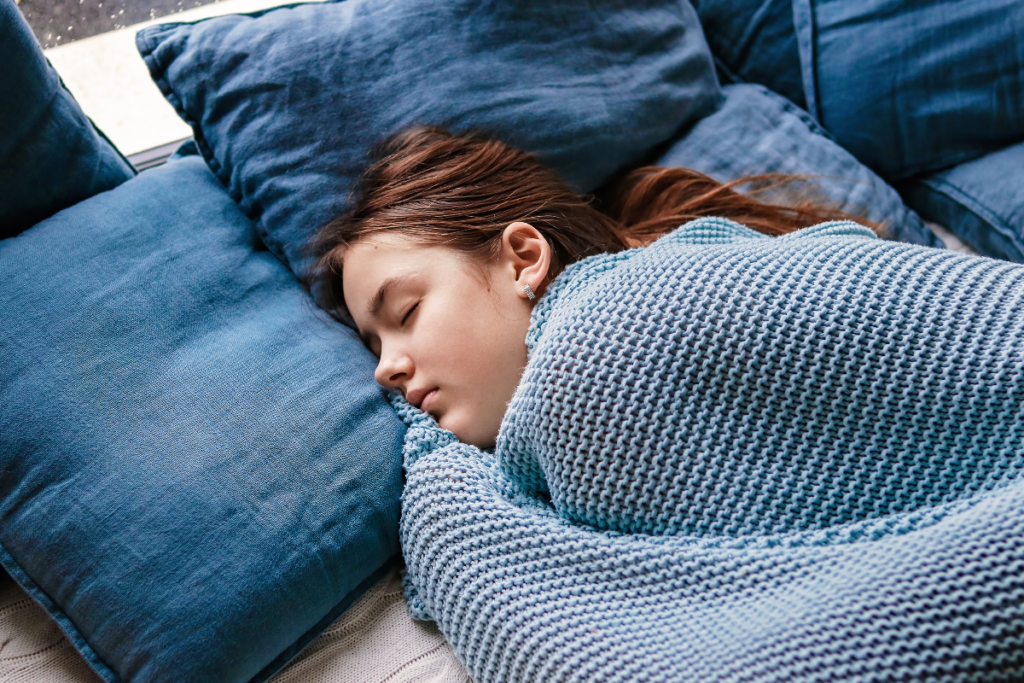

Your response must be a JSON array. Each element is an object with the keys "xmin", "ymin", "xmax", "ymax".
[
  {"xmin": 794, "ymin": 0, "xmax": 1024, "ymax": 180},
  {"xmin": 656, "ymin": 84, "xmax": 941, "ymax": 247},
  {"xmin": 902, "ymin": 141, "xmax": 1024, "ymax": 262},
  {"xmin": 691, "ymin": 0, "xmax": 805, "ymax": 110},
  {"xmin": 135, "ymin": 0, "xmax": 721, "ymax": 280},
  {"xmin": 0, "ymin": 0, "xmax": 134, "ymax": 238},
  {"xmin": 0, "ymin": 149, "xmax": 404, "ymax": 683}
]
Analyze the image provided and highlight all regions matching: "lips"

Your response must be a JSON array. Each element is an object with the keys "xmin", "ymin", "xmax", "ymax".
[{"xmin": 406, "ymin": 386, "xmax": 439, "ymax": 411}]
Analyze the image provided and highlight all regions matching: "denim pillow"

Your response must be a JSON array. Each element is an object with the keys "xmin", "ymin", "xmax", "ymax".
[
  {"xmin": 135, "ymin": 0, "xmax": 721, "ymax": 281},
  {"xmin": 0, "ymin": 149, "xmax": 404, "ymax": 683},
  {"xmin": 901, "ymin": 142, "xmax": 1024, "ymax": 262},
  {"xmin": 656, "ymin": 84, "xmax": 940, "ymax": 247},
  {"xmin": 0, "ymin": 0, "xmax": 134, "ymax": 239},
  {"xmin": 794, "ymin": 0, "xmax": 1024, "ymax": 180},
  {"xmin": 691, "ymin": 0, "xmax": 805, "ymax": 110}
]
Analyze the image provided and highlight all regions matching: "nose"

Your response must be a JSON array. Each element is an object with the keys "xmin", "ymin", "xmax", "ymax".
[{"xmin": 374, "ymin": 344, "xmax": 414, "ymax": 390}]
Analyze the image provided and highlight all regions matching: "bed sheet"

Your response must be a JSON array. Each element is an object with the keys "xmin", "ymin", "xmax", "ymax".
[{"xmin": 0, "ymin": 568, "xmax": 470, "ymax": 683}]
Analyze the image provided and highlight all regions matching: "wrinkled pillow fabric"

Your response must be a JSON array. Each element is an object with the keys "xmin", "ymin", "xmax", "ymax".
[
  {"xmin": 655, "ymin": 84, "xmax": 940, "ymax": 247},
  {"xmin": 691, "ymin": 0, "xmax": 804, "ymax": 110},
  {"xmin": 136, "ymin": 0, "xmax": 721, "ymax": 280},
  {"xmin": 794, "ymin": 0, "xmax": 1024, "ymax": 180},
  {"xmin": 901, "ymin": 141, "xmax": 1024, "ymax": 262},
  {"xmin": 0, "ymin": 149, "xmax": 404, "ymax": 683},
  {"xmin": 0, "ymin": 0, "xmax": 134, "ymax": 238}
]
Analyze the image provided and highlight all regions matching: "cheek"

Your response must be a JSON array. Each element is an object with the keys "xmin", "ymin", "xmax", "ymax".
[{"xmin": 429, "ymin": 293, "xmax": 517, "ymax": 378}]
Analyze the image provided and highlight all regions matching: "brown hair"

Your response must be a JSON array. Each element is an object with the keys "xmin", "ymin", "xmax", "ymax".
[{"xmin": 312, "ymin": 126, "xmax": 873, "ymax": 318}]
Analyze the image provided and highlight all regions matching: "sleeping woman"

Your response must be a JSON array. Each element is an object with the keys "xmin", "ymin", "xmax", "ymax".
[{"xmin": 311, "ymin": 126, "xmax": 1024, "ymax": 681}]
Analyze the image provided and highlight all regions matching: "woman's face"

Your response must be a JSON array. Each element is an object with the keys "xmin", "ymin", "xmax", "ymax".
[{"xmin": 342, "ymin": 224, "xmax": 549, "ymax": 448}]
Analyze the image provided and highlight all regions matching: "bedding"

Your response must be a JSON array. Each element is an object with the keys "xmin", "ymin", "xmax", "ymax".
[
  {"xmin": 0, "ymin": 144, "xmax": 405, "ymax": 683},
  {"xmin": 902, "ymin": 141, "xmax": 1024, "ymax": 263},
  {"xmin": 794, "ymin": 0, "xmax": 1024, "ymax": 180},
  {"xmin": 398, "ymin": 218, "xmax": 1024, "ymax": 681},
  {"xmin": 655, "ymin": 83, "xmax": 939, "ymax": 246},
  {"xmin": 134, "ymin": 0, "xmax": 721, "ymax": 281},
  {"xmin": 695, "ymin": 0, "xmax": 1024, "ymax": 181},
  {"xmin": 0, "ymin": 567, "xmax": 470, "ymax": 683},
  {"xmin": 691, "ymin": 0, "xmax": 804, "ymax": 109},
  {"xmin": 0, "ymin": 0, "xmax": 134, "ymax": 238},
  {"xmin": 685, "ymin": 0, "xmax": 1024, "ymax": 258}
]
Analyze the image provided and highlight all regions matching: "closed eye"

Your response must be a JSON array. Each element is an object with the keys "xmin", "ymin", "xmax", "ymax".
[{"xmin": 401, "ymin": 302, "xmax": 419, "ymax": 326}]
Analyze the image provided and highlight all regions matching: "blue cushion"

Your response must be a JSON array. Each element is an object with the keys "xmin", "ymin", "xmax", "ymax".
[
  {"xmin": 135, "ymin": 0, "xmax": 721, "ymax": 280},
  {"xmin": 691, "ymin": 0, "xmax": 805, "ymax": 110},
  {"xmin": 902, "ymin": 141, "xmax": 1024, "ymax": 262},
  {"xmin": 0, "ymin": 0, "xmax": 134, "ymax": 238},
  {"xmin": 656, "ymin": 84, "xmax": 941, "ymax": 247},
  {"xmin": 794, "ymin": 0, "xmax": 1024, "ymax": 180},
  {"xmin": 0, "ymin": 148, "xmax": 405, "ymax": 683}
]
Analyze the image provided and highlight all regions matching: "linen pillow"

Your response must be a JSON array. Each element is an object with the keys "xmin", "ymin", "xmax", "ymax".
[
  {"xmin": 794, "ymin": 0, "xmax": 1024, "ymax": 180},
  {"xmin": 901, "ymin": 142, "xmax": 1024, "ymax": 262},
  {"xmin": 656, "ymin": 84, "xmax": 940, "ymax": 247},
  {"xmin": 0, "ymin": 148, "xmax": 405, "ymax": 683},
  {"xmin": 135, "ymin": 0, "xmax": 721, "ymax": 281},
  {"xmin": 0, "ymin": 0, "xmax": 134, "ymax": 238}
]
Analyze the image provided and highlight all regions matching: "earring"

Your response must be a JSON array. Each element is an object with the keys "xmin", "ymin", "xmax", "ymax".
[{"xmin": 524, "ymin": 284, "xmax": 536, "ymax": 301}]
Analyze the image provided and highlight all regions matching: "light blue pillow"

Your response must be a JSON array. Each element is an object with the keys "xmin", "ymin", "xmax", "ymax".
[
  {"xmin": 0, "ymin": 0, "xmax": 134, "ymax": 238},
  {"xmin": 0, "ymin": 148, "xmax": 405, "ymax": 683},
  {"xmin": 902, "ymin": 142, "xmax": 1024, "ymax": 262},
  {"xmin": 656, "ymin": 84, "xmax": 940, "ymax": 247},
  {"xmin": 136, "ymin": 0, "xmax": 721, "ymax": 280}
]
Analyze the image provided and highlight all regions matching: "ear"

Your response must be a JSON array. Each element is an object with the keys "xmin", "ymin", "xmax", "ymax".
[{"xmin": 499, "ymin": 222, "xmax": 552, "ymax": 301}]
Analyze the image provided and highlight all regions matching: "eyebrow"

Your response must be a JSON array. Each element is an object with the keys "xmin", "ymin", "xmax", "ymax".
[{"xmin": 368, "ymin": 275, "xmax": 412, "ymax": 318}]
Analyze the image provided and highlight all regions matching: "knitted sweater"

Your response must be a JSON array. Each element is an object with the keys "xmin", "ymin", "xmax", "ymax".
[{"xmin": 395, "ymin": 218, "xmax": 1024, "ymax": 682}]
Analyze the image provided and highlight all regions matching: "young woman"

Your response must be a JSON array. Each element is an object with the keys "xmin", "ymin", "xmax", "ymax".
[
  {"xmin": 312, "ymin": 126, "xmax": 1024, "ymax": 681},
  {"xmin": 314, "ymin": 125, "xmax": 874, "ymax": 449}
]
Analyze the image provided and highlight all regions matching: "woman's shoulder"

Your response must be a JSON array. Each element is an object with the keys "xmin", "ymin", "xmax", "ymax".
[
  {"xmin": 525, "ymin": 217, "xmax": 878, "ymax": 351},
  {"xmin": 659, "ymin": 216, "xmax": 878, "ymax": 246}
]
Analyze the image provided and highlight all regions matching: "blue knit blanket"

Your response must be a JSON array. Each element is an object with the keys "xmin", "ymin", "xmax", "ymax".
[{"xmin": 395, "ymin": 218, "xmax": 1024, "ymax": 682}]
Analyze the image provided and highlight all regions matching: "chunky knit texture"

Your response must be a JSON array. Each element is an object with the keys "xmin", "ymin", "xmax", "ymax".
[{"xmin": 396, "ymin": 218, "xmax": 1024, "ymax": 682}]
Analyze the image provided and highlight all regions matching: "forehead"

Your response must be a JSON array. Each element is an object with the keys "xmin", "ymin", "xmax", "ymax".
[
  {"xmin": 343, "ymin": 234, "xmax": 425, "ymax": 278},
  {"xmin": 343, "ymin": 234, "xmax": 483, "ymax": 281},
  {"xmin": 341, "ymin": 236, "xmax": 474, "ymax": 321}
]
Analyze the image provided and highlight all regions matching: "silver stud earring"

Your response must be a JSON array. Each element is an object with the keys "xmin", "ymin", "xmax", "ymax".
[{"xmin": 524, "ymin": 284, "xmax": 536, "ymax": 301}]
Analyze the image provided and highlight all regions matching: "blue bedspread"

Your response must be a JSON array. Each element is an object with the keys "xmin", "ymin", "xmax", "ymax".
[{"xmin": 397, "ymin": 219, "xmax": 1024, "ymax": 682}]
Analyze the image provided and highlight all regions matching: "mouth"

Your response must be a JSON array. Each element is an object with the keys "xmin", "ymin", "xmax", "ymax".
[
  {"xmin": 420, "ymin": 388, "xmax": 439, "ymax": 415},
  {"xmin": 405, "ymin": 386, "xmax": 439, "ymax": 411}
]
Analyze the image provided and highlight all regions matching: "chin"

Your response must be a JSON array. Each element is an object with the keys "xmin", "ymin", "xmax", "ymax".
[{"xmin": 443, "ymin": 415, "xmax": 497, "ymax": 450}]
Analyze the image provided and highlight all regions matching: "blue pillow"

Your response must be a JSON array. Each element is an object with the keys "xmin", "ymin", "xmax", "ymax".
[
  {"xmin": 691, "ymin": 0, "xmax": 805, "ymax": 110},
  {"xmin": 0, "ymin": 0, "xmax": 134, "ymax": 238},
  {"xmin": 794, "ymin": 0, "xmax": 1024, "ymax": 180},
  {"xmin": 0, "ymin": 148, "xmax": 405, "ymax": 683},
  {"xmin": 656, "ymin": 84, "xmax": 940, "ymax": 247},
  {"xmin": 135, "ymin": 0, "xmax": 721, "ymax": 280},
  {"xmin": 902, "ymin": 141, "xmax": 1024, "ymax": 262}
]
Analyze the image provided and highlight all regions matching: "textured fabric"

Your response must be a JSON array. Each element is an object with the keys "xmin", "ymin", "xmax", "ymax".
[
  {"xmin": 135, "ymin": 0, "xmax": 720, "ymax": 281},
  {"xmin": 656, "ymin": 84, "xmax": 939, "ymax": 248},
  {"xmin": 398, "ymin": 218, "xmax": 1024, "ymax": 682},
  {"xmin": 691, "ymin": 0, "xmax": 804, "ymax": 109},
  {"xmin": 0, "ymin": 572, "xmax": 102, "ymax": 683},
  {"xmin": 271, "ymin": 568, "xmax": 471, "ymax": 683},
  {"xmin": 0, "ymin": 568, "xmax": 468, "ymax": 683},
  {"xmin": 0, "ymin": 148, "xmax": 404, "ymax": 683},
  {"xmin": 0, "ymin": 0, "xmax": 134, "ymax": 239},
  {"xmin": 794, "ymin": 0, "xmax": 1024, "ymax": 180},
  {"xmin": 901, "ymin": 141, "xmax": 1024, "ymax": 263}
]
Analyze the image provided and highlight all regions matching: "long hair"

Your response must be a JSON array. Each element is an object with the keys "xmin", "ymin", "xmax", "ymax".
[{"xmin": 312, "ymin": 126, "xmax": 873, "ymax": 318}]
